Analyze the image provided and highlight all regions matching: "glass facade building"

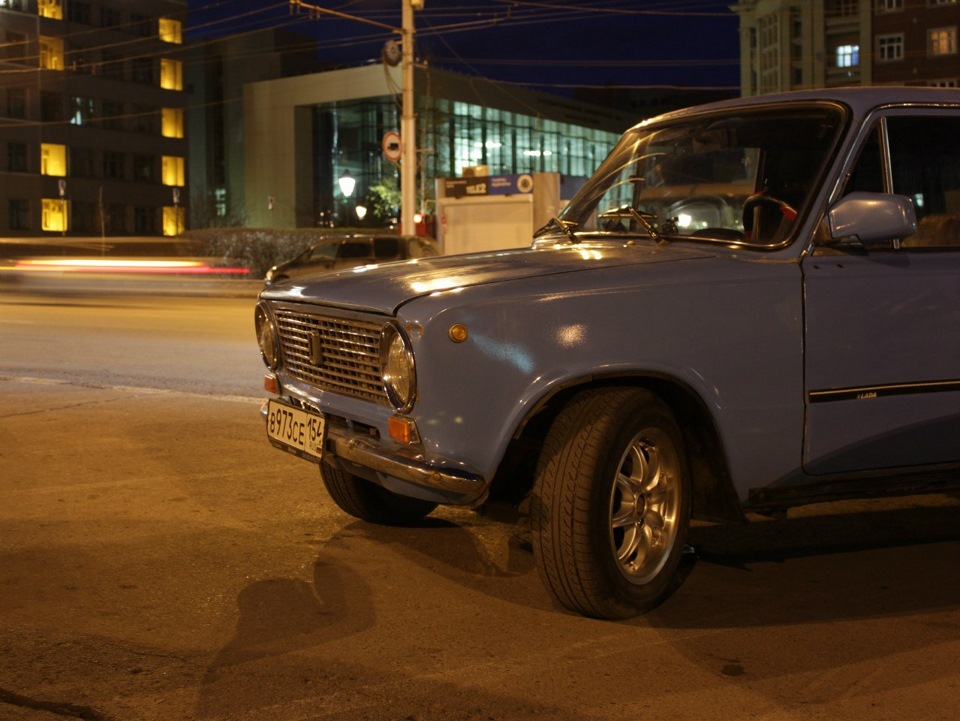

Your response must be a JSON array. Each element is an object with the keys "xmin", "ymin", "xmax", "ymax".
[
  {"xmin": 314, "ymin": 95, "xmax": 619, "ymax": 226},
  {"xmin": 242, "ymin": 65, "xmax": 630, "ymax": 229}
]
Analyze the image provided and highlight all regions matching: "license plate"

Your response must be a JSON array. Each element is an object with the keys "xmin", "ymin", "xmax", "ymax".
[{"xmin": 266, "ymin": 400, "xmax": 326, "ymax": 460}]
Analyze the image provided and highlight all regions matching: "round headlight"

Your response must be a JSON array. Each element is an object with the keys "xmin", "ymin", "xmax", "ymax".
[
  {"xmin": 255, "ymin": 301, "xmax": 280, "ymax": 370},
  {"xmin": 380, "ymin": 323, "xmax": 416, "ymax": 411}
]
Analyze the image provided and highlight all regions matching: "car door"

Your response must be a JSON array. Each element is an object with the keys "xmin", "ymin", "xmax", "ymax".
[{"xmin": 801, "ymin": 110, "xmax": 960, "ymax": 475}]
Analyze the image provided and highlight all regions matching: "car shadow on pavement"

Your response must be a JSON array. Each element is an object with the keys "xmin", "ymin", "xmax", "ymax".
[
  {"xmin": 194, "ymin": 521, "xmax": 586, "ymax": 721},
  {"xmin": 650, "ymin": 500, "xmax": 960, "ymax": 628}
]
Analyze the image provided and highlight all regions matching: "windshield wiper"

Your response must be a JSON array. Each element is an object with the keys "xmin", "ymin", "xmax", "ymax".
[
  {"xmin": 537, "ymin": 216, "xmax": 580, "ymax": 243},
  {"xmin": 599, "ymin": 205, "xmax": 666, "ymax": 244}
]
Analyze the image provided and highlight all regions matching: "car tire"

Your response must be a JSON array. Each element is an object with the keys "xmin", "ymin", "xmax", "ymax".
[
  {"xmin": 531, "ymin": 387, "xmax": 693, "ymax": 619},
  {"xmin": 320, "ymin": 464, "xmax": 438, "ymax": 525}
]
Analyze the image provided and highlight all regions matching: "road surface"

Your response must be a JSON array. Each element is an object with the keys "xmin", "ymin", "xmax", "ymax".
[{"xmin": 1, "ymin": 284, "xmax": 958, "ymax": 721}]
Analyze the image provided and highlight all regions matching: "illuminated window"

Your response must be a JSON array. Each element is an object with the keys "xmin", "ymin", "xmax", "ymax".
[
  {"xmin": 162, "ymin": 206, "xmax": 184, "ymax": 236},
  {"xmin": 929, "ymin": 27, "xmax": 957, "ymax": 56},
  {"xmin": 41, "ymin": 143, "xmax": 67, "ymax": 176},
  {"xmin": 42, "ymin": 199, "xmax": 68, "ymax": 232},
  {"xmin": 38, "ymin": 0, "xmax": 62, "ymax": 19},
  {"xmin": 70, "ymin": 96, "xmax": 94, "ymax": 125},
  {"xmin": 215, "ymin": 187, "xmax": 227, "ymax": 217},
  {"xmin": 160, "ymin": 58, "xmax": 182, "ymax": 90},
  {"xmin": 162, "ymin": 107, "xmax": 184, "ymax": 138},
  {"xmin": 159, "ymin": 17, "xmax": 182, "ymax": 44},
  {"xmin": 836, "ymin": 44, "xmax": 859, "ymax": 68},
  {"xmin": 162, "ymin": 156, "xmax": 184, "ymax": 186},
  {"xmin": 39, "ymin": 36, "xmax": 64, "ymax": 70}
]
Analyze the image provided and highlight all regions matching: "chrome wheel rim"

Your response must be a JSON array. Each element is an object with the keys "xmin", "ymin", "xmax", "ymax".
[{"xmin": 608, "ymin": 427, "xmax": 680, "ymax": 584}]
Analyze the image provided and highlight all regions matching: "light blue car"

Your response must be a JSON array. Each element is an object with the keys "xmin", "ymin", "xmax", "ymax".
[{"xmin": 256, "ymin": 88, "xmax": 960, "ymax": 619}]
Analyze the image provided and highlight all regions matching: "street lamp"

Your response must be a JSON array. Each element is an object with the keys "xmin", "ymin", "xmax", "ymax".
[
  {"xmin": 338, "ymin": 170, "xmax": 356, "ymax": 198},
  {"xmin": 338, "ymin": 171, "xmax": 356, "ymax": 227}
]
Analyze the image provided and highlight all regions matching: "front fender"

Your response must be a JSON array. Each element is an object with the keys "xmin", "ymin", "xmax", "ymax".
[{"xmin": 399, "ymin": 258, "xmax": 804, "ymax": 501}]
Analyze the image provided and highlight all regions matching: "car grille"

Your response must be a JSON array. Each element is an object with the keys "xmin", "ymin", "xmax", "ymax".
[{"xmin": 274, "ymin": 309, "xmax": 388, "ymax": 405}]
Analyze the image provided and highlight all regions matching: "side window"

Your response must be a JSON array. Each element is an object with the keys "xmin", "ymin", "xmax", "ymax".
[
  {"xmin": 373, "ymin": 237, "xmax": 400, "ymax": 260},
  {"xmin": 307, "ymin": 244, "xmax": 337, "ymax": 262},
  {"xmin": 338, "ymin": 241, "xmax": 372, "ymax": 259},
  {"xmin": 887, "ymin": 116, "xmax": 960, "ymax": 249}
]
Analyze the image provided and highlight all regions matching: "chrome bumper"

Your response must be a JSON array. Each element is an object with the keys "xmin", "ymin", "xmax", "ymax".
[{"xmin": 260, "ymin": 401, "xmax": 488, "ymax": 506}]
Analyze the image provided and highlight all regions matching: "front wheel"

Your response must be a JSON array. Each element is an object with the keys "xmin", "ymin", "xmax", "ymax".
[
  {"xmin": 320, "ymin": 464, "xmax": 437, "ymax": 525},
  {"xmin": 531, "ymin": 387, "xmax": 692, "ymax": 619}
]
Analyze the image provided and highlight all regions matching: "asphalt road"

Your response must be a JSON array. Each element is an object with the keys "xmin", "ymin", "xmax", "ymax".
[{"xmin": 1, "ymin": 282, "xmax": 958, "ymax": 721}]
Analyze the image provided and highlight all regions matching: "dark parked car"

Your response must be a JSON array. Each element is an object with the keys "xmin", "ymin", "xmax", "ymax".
[
  {"xmin": 263, "ymin": 234, "xmax": 439, "ymax": 285},
  {"xmin": 256, "ymin": 88, "xmax": 960, "ymax": 619}
]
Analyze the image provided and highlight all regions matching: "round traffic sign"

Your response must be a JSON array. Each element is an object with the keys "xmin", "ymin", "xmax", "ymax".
[{"xmin": 382, "ymin": 131, "xmax": 402, "ymax": 162}]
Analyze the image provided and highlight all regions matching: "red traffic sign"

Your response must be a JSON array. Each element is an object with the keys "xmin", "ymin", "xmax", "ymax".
[{"xmin": 382, "ymin": 131, "xmax": 402, "ymax": 162}]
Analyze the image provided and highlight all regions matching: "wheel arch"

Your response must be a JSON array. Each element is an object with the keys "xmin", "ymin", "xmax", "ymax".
[{"xmin": 490, "ymin": 372, "xmax": 745, "ymax": 523}]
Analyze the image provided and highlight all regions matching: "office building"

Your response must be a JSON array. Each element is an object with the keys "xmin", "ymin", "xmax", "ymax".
[
  {"xmin": 241, "ymin": 64, "xmax": 632, "ymax": 229},
  {"xmin": 0, "ymin": 0, "xmax": 188, "ymax": 237}
]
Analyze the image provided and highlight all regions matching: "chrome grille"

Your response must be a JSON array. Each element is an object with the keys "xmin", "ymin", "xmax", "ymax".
[{"xmin": 274, "ymin": 309, "xmax": 388, "ymax": 405}]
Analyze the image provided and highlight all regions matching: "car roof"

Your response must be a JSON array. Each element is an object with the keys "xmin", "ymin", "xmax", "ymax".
[
  {"xmin": 307, "ymin": 234, "xmax": 426, "ymax": 248},
  {"xmin": 634, "ymin": 86, "xmax": 960, "ymax": 131}
]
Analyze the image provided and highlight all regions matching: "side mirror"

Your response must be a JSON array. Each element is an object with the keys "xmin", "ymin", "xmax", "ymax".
[{"xmin": 826, "ymin": 192, "xmax": 917, "ymax": 248}]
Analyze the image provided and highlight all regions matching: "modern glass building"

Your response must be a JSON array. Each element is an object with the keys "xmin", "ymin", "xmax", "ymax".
[{"xmin": 242, "ymin": 64, "xmax": 631, "ymax": 229}]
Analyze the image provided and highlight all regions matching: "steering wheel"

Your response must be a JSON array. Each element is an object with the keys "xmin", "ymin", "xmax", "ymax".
[{"xmin": 741, "ymin": 193, "xmax": 797, "ymax": 240}]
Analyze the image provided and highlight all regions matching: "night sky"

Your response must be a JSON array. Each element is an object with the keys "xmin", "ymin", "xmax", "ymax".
[{"xmin": 186, "ymin": 0, "xmax": 741, "ymax": 92}]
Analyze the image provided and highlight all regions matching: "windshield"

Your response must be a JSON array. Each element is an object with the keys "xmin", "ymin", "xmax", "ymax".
[{"xmin": 546, "ymin": 104, "xmax": 845, "ymax": 247}]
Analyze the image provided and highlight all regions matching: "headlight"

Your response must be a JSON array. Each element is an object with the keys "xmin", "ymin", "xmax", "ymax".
[
  {"xmin": 380, "ymin": 323, "xmax": 416, "ymax": 411},
  {"xmin": 255, "ymin": 301, "xmax": 280, "ymax": 370}
]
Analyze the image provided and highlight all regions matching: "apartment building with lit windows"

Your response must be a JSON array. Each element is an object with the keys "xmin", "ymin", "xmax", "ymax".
[
  {"xmin": 732, "ymin": 0, "xmax": 958, "ymax": 95},
  {"xmin": 873, "ymin": 0, "xmax": 959, "ymax": 87},
  {"xmin": 0, "ymin": 0, "xmax": 188, "ymax": 236}
]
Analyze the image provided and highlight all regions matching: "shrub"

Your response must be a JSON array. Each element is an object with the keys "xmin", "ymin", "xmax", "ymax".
[{"xmin": 181, "ymin": 227, "xmax": 369, "ymax": 278}]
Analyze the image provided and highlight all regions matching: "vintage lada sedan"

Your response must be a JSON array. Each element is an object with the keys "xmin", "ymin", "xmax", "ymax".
[{"xmin": 256, "ymin": 88, "xmax": 960, "ymax": 619}]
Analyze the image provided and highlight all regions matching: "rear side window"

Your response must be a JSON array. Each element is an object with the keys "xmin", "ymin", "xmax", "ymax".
[
  {"xmin": 887, "ymin": 116, "xmax": 960, "ymax": 249},
  {"xmin": 338, "ymin": 240, "xmax": 372, "ymax": 259},
  {"xmin": 373, "ymin": 237, "xmax": 401, "ymax": 259},
  {"xmin": 848, "ymin": 115, "xmax": 960, "ymax": 249}
]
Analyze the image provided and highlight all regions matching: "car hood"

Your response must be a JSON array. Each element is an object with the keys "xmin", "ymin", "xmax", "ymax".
[{"xmin": 259, "ymin": 242, "xmax": 716, "ymax": 314}]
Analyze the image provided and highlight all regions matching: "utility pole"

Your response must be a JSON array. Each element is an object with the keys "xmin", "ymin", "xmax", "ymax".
[
  {"xmin": 289, "ymin": 0, "xmax": 420, "ymax": 235},
  {"xmin": 400, "ymin": 0, "xmax": 417, "ymax": 236}
]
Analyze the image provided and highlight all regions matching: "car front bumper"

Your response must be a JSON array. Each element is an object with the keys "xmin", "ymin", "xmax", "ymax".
[{"xmin": 260, "ymin": 400, "xmax": 489, "ymax": 507}]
